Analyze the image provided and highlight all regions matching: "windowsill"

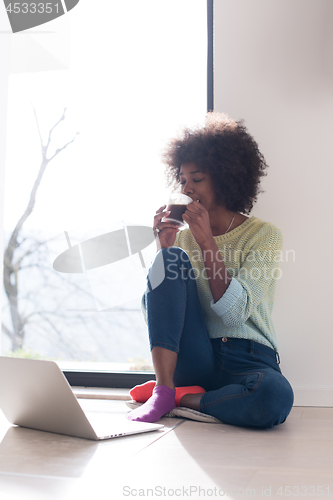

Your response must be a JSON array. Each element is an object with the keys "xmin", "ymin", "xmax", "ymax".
[{"xmin": 73, "ymin": 387, "xmax": 131, "ymax": 400}]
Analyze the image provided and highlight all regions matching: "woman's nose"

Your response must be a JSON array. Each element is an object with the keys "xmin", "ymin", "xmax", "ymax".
[{"xmin": 183, "ymin": 181, "xmax": 193, "ymax": 195}]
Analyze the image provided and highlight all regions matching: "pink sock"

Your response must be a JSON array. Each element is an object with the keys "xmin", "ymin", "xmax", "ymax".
[
  {"xmin": 130, "ymin": 380, "xmax": 206, "ymax": 407},
  {"xmin": 129, "ymin": 380, "xmax": 156, "ymax": 403},
  {"xmin": 127, "ymin": 385, "xmax": 176, "ymax": 423}
]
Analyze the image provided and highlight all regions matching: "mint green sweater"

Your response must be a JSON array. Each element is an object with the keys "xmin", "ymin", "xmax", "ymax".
[{"xmin": 172, "ymin": 217, "xmax": 283, "ymax": 351}]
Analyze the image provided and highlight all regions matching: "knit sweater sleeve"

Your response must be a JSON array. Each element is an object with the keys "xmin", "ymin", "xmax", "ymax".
[{"xmin": 210, "ymin": 224, "xmax": 283, "ymax": 327}]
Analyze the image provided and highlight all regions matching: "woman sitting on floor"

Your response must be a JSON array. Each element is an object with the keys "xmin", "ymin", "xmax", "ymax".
[{"xmin": 127, "ymin": 112, "xmax": 294, "ymax": 429}]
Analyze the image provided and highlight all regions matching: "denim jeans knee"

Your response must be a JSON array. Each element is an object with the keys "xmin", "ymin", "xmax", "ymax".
[
  {"xmin": 146, "ymin": 247, "xmax": 215, "ymax": 370},
  {"xmin": 147, "ymin": 247, "xmax": 193, "ymax": 291}
]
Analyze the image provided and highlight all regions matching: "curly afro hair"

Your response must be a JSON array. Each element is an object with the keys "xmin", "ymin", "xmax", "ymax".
[{"xmin": 163, "ymin": 112, "xmax": 268, "ymax": 215}]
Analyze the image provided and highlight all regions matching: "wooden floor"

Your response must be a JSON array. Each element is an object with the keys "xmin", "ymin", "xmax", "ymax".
[{"xmin": 0, "ymin": 398, "xmax": 332, "ymax": 500}]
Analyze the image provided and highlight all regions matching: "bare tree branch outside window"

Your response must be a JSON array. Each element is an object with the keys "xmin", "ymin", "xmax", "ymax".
[
  {"xmin": 2, "ymin": 106, "xmax": 79, "ymax": 352},
  {"xmin": 1, "ymin": 107, "xmax": 152, "ymax": 369}
]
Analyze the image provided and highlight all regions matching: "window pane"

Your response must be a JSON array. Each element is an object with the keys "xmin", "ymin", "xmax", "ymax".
[{"xmin": 2, "ymin": 0, "xmax": 207, "ymax": 371}]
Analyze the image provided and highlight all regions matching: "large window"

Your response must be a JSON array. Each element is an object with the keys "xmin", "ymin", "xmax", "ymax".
[{"xmin": 1, "ymin": 1, "xmax": 211, "ymax": 384}]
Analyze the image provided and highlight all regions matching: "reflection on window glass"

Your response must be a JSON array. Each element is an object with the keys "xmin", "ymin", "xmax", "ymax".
[{"xmin": 2, "ymin": 1, "xmax": 207, "ymax": 370}]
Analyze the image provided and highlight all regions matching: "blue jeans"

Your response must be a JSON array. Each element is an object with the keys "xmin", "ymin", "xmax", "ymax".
[{"xmin": 146, "ymin": 247, "xmax": 294, "ymax": 429}]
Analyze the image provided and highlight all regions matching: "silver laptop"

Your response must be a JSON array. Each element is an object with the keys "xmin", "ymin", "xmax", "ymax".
[{"xmin": 0, "ymin": 357, "xmax": 163, "ymax": 440}]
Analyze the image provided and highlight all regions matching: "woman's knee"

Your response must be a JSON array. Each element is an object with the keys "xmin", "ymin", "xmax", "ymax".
[
  {"xmin": 156, "ymin": 247, "xmax": 193, "ymax": 282},
  {"xmin": 160, "ymin": 247, "xmax": 190, "ymax": 265},
  {"xmin": 147, "ymin": 248, "xmax": 189, "ymax": 289},
  {"xmin": 252, "ymin": 373, "xmax": 294, "ymax": 429}
]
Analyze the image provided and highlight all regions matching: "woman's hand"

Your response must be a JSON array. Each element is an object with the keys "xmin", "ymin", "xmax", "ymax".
[
  {"xmin": 182, "ymin": 200, "xmax": 214, "ymax": 249},
  {"xmin": 153, "ymin": 205, "xmax": 180, "ymax": 249}
]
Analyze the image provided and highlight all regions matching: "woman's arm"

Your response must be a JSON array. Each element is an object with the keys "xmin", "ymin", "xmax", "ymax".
[
  {"xmin": 199, "ymin": 237, "xmax": 233, "ymax": 302},
  {"xmin": 210, "ymin": 224, "xmax": 283, "ymax": 327},
  {"xmin": 182, "ymin": 202, "xmax": 283, "ymax": 326},
  {"xmin": 182, "ymin": 201, "xmax": 232, "ymax": 302}
]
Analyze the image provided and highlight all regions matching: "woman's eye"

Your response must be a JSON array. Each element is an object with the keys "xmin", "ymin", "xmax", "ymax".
[{"xmin": 179, "ymin": 178, "xmax": 203, "ymax": 185}]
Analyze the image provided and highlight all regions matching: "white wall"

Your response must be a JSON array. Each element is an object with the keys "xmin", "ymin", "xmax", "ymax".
[{"xmin": 214, "ymin": 0, "xmax": 333, "ymax": 406}]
